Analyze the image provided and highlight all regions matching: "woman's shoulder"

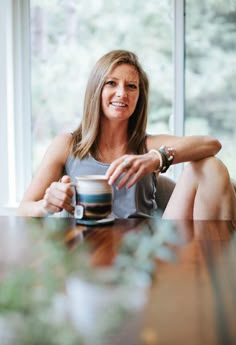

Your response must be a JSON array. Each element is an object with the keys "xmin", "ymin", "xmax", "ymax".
[
  {"xmin": 52, "ymin": 133, "xmax": 73, "ymax": 146},
  {"xmin": 45, "ymin": 133, "xmax": 73, "ymax": 164}
]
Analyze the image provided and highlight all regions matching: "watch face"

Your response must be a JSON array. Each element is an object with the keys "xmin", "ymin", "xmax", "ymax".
[{"xmin": 74, "ymin": 205, "xmax": 84, "ymax": 219}]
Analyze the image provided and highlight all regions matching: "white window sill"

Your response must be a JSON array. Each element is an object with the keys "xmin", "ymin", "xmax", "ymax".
[{"xmin": 0, "ymin": 205, "xmax": 18, "ymax": 216}]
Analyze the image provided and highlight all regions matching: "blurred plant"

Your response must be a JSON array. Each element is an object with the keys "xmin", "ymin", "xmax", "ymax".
[
  {"xmin": 114, "ymin": 219, "xmax": 181, "ymax": 282},
  {"xmin": 0, "ymin": 218, "xmax": 181, "ymax": 345},
  {"xmin": 0, "ymin": 219, "xmax": 84, "ymax": 345}
]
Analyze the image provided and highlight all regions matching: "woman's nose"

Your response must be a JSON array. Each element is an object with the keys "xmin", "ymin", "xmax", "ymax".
[{"xmin": 116, "ymin": 86, "xmax": 127, "ymax": 97}]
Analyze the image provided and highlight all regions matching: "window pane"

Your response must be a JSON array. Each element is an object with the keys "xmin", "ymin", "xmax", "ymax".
[
  {"xmin": 30, "ymin": 0, "xmax": 173, "ymax": 173},
  {"xmin": 185, "ymin": 0, "xmax": 236, "ymax": 180}
]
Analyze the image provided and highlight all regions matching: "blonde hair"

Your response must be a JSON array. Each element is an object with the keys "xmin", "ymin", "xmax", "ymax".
[{"xmin": 71, "ymin": 50, "xmax": 149, "ymax": 158}]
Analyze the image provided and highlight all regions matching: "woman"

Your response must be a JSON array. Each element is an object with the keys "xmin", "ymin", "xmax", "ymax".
[{"xmin": 18, "ymin": 50, "xmax": 236, "ymax": 219}]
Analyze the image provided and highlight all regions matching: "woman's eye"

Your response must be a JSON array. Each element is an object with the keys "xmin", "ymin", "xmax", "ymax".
[
  {"xmin": 106, "ymin": 80, "xmax": 116, "ymax": 86},
  {"xmin": 128, "ymin": 84, "xmax": 137, "ymax": 89}
]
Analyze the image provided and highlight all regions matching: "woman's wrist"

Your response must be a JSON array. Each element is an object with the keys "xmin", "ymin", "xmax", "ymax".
[
  {"xmin": 17, "ymin": 200, "xmax": 48, "ymax": 217},
  {"xmin": 149, "ymin": 146, "xmax": 175, "ymax": 173},
  {"xmin": 148, "ymin": 149, "xmax": 163, "ymax": 173}
]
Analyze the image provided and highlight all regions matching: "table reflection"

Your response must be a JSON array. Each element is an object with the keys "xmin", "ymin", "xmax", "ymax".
[{"xmin": 0, "ymin": 216, "xmax": 235, "ymax": 345}]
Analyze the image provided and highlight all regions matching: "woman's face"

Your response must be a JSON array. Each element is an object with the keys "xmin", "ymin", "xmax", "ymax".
[{"xmin": 101, "ymin": 63, "xmax": 140, "ymax": 122}]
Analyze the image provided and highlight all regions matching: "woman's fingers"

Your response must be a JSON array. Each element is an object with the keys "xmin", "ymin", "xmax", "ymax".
[
  {"xmin": 42, "ymin": 198, "xmax": 63, "ymax": 214},
  {"xmin": 117, "ymin": 159, "xmax": 146, "ymax": 189},
  {"xmin": 107, "ymin": 162, "xmax": 129, "ymax": 186},
  {"xmin": 106, "ymin": 154, "xmax": 152, "ymax": 189},
  {"xmin": 105, "ymin": 156, "xmax": 127, "ymax": 179},
  {"xmin": 61, "ymin": 175, "xmax": 71, "ymax": 183},
  {"xmin": 43, "ymin": 180, "xmax": 74, "ymax": 214}
]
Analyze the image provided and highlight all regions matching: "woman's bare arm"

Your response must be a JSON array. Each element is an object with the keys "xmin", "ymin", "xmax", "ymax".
[
  {"xmin": 106, "ymin": 134, "xmax": 222, "ymax": 189},
  {"xmin": 18, "ymin": 133, "xmax": 73, "ymax": 216},
  {"xmin": 146, "ymin": 134, "xmax": 222, "ymax": 163}
]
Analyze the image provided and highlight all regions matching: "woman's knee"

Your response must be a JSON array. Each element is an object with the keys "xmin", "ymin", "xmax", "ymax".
[{"xmin": 184, "ymin": 156, "xmax": 231, "ymax": 187}]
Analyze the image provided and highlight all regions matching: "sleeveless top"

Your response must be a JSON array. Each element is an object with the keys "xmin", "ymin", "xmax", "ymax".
[{"xmin": 65, "ymin": 154, "xmax": 160, "ymax": 218}]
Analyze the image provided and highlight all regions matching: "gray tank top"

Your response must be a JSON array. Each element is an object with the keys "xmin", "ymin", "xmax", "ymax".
[{"xmin": 65, "ymin": 154, "xmax": 159, "ymax": 218}]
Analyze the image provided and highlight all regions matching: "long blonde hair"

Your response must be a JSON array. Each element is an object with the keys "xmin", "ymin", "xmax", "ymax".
[{"xmin": 71, "ymin": 50, "xmax": 149, "ymax": 158}]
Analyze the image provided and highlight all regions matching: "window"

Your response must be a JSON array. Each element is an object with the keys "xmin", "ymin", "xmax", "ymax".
[
  {"xmin": 185, "ymin": 0, "xmax": 236, "ymax": 180},
  {"xmin": 0, "ymin": 0, "xmax": 31, "ymax": 215},
  {"xmin": 0, "ymin": 0, "xmax": 184, "ymax": 215},
  {"xmin": 6, "ymin": 1, "xmax": 235, "ymax": 214},
  {"xmin": 30, "ymin": 0, "xmax": 174, "ymax": 173}
]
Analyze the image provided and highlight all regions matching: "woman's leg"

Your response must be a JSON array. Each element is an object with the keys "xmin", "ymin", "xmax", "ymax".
[{"xmin": 163, "ymin": 157, "xmax": 236, "ymax": 220}]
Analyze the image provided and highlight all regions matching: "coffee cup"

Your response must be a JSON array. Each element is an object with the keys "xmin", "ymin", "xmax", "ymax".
[{"xmin": 74, "ymin": 175, "xmax": 113, "ymax": 220}]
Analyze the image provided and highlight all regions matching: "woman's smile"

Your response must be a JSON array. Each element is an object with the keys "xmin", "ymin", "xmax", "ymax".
[{"xmin": 110, "ymin": 101, "xmax": 127, "ymax": 108}]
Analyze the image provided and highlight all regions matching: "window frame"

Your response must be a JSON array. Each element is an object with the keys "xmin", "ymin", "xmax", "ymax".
[
  {"xmin": 0, "ymin": 0, "xmax": 31, "ymax": 215},
  {"xmin": 0, "ymin": 0, "xmax": 185, "ymax": 215},
  {"xmin": 172, "ymin": 0, "xmax": 185, "ymax": 178}
]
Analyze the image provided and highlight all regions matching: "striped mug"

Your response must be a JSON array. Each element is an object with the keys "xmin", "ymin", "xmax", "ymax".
[{"xmin": 74, "ymin": 175, "xmax": 113, "ymax": 220}]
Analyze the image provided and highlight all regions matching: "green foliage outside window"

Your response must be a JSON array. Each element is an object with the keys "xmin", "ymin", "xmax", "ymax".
[
  {"xmin": 185, "ymin": 0, "xmax": 236, "ymax": 179},
  {"xmin": 30, "ymin": 0, "xmax": 173, "ymax": 172},
  {"xmin": 31, "ymin": 0, "xmax": 236, "ymax": 179}
]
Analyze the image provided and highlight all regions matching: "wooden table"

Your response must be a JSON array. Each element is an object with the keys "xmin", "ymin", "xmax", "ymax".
[{"xmin": 0, "ymin": 216, "xmax": 235, "ymax": 345}]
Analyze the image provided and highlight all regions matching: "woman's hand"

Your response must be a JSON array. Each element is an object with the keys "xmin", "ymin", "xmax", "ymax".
[
  {"xmin": 42, "ymin": 175, "xmax": 74, "ymax": 215},
  {"xmin": 105, "ymin": 152, "xmax": 160, "ymax": 189}
]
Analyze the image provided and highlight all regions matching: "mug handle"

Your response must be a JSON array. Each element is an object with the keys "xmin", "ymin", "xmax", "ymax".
[{"xmin": 71, "ymin": 183, "xmax": 84, "ymax": 219}]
